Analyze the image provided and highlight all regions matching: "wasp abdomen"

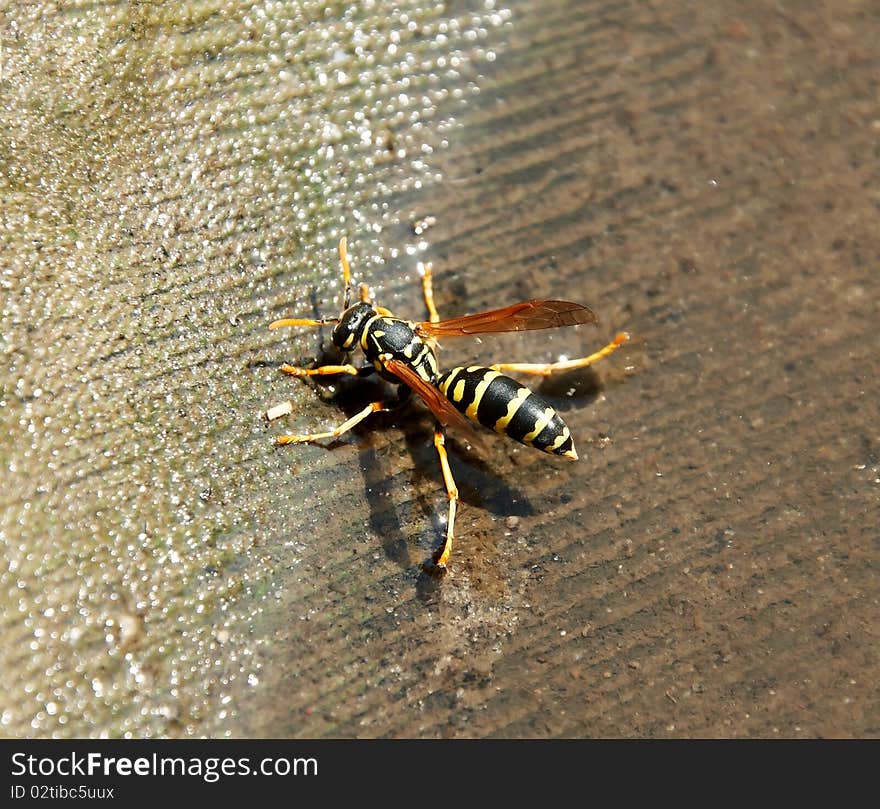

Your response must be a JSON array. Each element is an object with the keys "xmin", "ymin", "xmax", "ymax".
[{"xmin": 437, "ymin": 366, "xmax": 577, "ymax": 459}]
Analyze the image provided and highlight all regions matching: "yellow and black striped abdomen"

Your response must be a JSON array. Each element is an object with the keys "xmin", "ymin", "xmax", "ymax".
[{"xmin": 437, "ymin": 366, "xmax": 577, "ymax": 460}]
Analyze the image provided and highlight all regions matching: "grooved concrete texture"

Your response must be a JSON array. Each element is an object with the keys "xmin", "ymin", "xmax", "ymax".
[{"xmin": 1, "ymin": 0, "xmax": 877, "ymax": 737}]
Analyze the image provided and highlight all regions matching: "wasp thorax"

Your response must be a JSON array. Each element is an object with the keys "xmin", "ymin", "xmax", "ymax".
[{"xmin": 331, "ymin": 302, "xmax": 375, "ymax": 351}]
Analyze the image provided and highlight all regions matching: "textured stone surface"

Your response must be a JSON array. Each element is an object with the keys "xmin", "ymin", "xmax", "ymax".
[{"xmin": 1, "ymin": 0, "xmax": 877, "ymax": 737}]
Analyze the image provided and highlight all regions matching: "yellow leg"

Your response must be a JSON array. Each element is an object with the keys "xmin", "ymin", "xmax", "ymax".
[
  {"xmin": 421, "ymin": 264, "xmax": 440, "ymax": 323},
  {"xmin": 490, "ymin": 332, "xmax": 630, "ymax": 377},
  {"xmin": 276, "ymin": 400, "xmax": 388, "ymax": 445},
  {"xmin": 281, "ymin": 363, "xmax": 360, "ymax": 377},
  {"xmin": 432, "ymin": 428, "xmax": 459, "ymax": 570},
  {"xmin": 269, "ymin": 237, "xmax": 358, "ymax": 330}
]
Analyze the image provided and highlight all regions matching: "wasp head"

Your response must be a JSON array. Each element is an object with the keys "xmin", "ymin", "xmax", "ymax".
[{"xmin": 331, "ymin": 302, "xmax": 375, "ymax": 352}]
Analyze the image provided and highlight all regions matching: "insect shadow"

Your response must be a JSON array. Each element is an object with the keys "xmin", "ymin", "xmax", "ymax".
[{"xmin": 533, "ymin": 365, "xmax": 605, "ymax": 411}]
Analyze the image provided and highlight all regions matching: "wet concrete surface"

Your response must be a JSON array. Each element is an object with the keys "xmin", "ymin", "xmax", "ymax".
[{"xmin": 1, "ymin": 0, "xmax": 877, "ymax": 737}]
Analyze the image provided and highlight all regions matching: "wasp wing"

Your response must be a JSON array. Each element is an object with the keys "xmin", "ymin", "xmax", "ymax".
[
  {"xmin": 416, "ymin": 300, "xmax": 598, "ymax": 338},
  {"xmin": 383, "ymin": 358, "xmax": 486, "ymax": 449}
]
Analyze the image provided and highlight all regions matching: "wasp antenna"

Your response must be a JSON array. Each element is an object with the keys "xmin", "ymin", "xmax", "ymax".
[
  {"xmin": 340, "ymin": 236, "xmax": 353, "ymax": 309},
  {"xmin": 269, "ymin": 317, "xmax": 339, "ymax": 330}
]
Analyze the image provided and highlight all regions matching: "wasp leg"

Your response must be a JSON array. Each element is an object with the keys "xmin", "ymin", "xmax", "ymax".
[
  {"xmin": 281, "ymin": 363, "xmax": 360, "ymax": 377},
  {"xmin": 276, "ymin": 400, "xmax": 390, "ymax": 445},
  {"xmin": 421, "ymin": 263, "xmax": 440, "ymax": 323},
  {"xmin": 431, "ymin": 427, "xmax": 459, "ymax": 570},
  {"xmin": 270, "ymin": 366, "xmax": 377, "ymax": 421},
  {"xmin": 490, "ymin": 332, "xmax": 630, "ymax": 377}
]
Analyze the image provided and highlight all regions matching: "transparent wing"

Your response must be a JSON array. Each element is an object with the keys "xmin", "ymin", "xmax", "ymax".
[{"xmin": 416, "ymin": 300, "xmax": 597, "ymax": 338}]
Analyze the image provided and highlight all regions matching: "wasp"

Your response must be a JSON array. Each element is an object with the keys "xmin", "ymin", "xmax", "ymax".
[{"xmin": 268, "ymin": 237, "xmax": 628, "ymax": 571}]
